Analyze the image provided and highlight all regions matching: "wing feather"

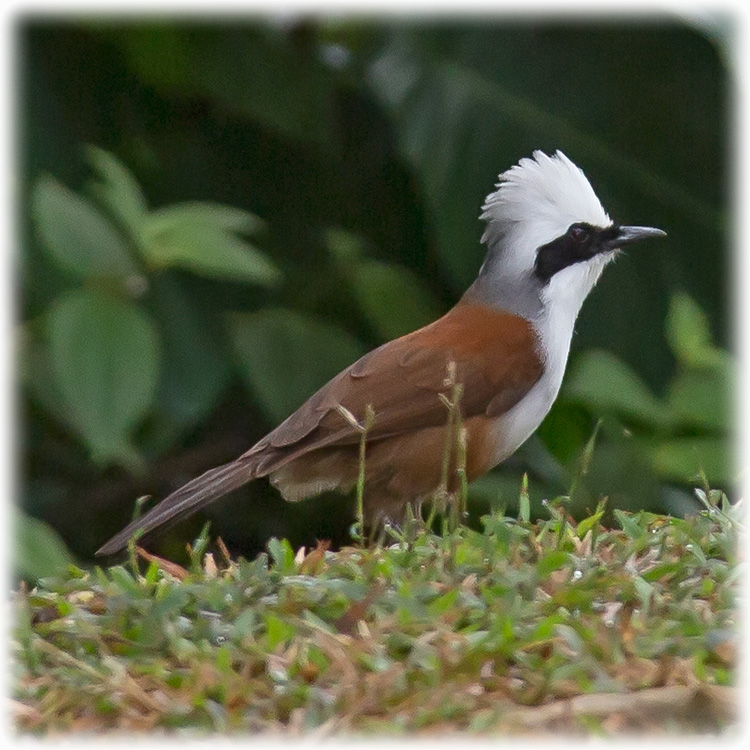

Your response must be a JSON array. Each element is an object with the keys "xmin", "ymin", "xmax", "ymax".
[{"xmin": 245, "ymin": 303, "xmax": 544, "ymax": 473}]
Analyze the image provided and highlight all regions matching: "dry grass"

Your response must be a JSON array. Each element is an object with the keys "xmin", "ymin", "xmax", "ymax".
[{"xmin": 11, "ymin": 490, "xmax": 740, "ymax": 737}]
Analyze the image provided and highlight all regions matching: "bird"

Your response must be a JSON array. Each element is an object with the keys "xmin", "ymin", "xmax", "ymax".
[{"xmin": 97, "ymin": 150, "xmax": 665, "ymax": 556}]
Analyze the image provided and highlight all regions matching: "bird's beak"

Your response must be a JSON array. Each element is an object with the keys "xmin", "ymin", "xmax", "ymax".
[{"xmin": 608, "ymin": 225, "xmax": 667, "ymax": 250}]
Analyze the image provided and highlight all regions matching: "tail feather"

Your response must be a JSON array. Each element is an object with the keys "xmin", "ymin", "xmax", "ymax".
[{"xmin": 96, "ymin": 459, "xmax": 254, "ymax": 556}]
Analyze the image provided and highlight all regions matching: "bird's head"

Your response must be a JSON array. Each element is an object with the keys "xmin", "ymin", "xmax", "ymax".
[{"xmin": 477, "ymin": 150, "xmax": 665, "ymax": 319}]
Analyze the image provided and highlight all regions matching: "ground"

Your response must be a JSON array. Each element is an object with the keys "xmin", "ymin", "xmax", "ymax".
[{"xmin": 12, "ymin": 496, "xmax": 739, "ymax": 736}]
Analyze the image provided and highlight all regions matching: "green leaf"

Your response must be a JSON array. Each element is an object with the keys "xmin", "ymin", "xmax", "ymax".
[
  {"xmin": 613, "ymin": 509, "xmax": 644, "ymax": 540},
  {"xmin": 351, "ymin": 260, "xmax": 443, "ymax": 340},
  {"xmin": 148, "ymin": 275, "xmax": 231, "ymax": 432},
  {"xmin": 324, "ymin": 227, "xmax": 368, "ymax": 262},
  {"xmin": 563, "ymin": 350, "xmax": 673, "ymax": 427},
  {"xmin": 84, "ymin": 145, "xmax": 148, "ymax": 238},
  {"xmin": 667, "ymin": 368, "xmax": 732, "ymax": 432},
  {"xmin": 518, "ymin": 473, "xmax": 530, "ymax": 523},
  {"xmin": 633, "ymin": 576, "xmax": 655, "ymax": 612},
  {"xmin": 536, "ymin": 550, "xmax": 571, "ymax": 577},
  {"xmin": 228, "ymin": 308, "xmax": 366, "ymax": 424},
  {"xmin": 267, "ymin": 537, "xmax": 296, "ymax": 573},
  {"xmin": 146, "ymin": 202, "xmax": 266, "ymax": 236},
  {"xmin": 17, "ymin": 321, "xmax": 71, "ymax": 423},
  {"xmin": 47, "ymin": 289, "xmax": 160, "ymax": 467},
  {"xmin": 574, "ymin": 514, "xmax": 597, "ymax": 540},
  {"xmin": 652, "ymin": 437, "xmax": 732, "ymax": 486},
  {"xmin": 665, "ymin": 293, "xmax": 730, "ymax": 370},
  {"xmin": 141, "ymin": 210, "xmax": 280, "ymax": 286},
  {"xmin": 14, "ymin": 511, "xmax": 75, "ymax": 582},
  {"xmin": 264, "ymin": 613, "xmax": 296, "ymax": 651},
  {"xmin": 427, "ymin": 588, "xmax": 458, "ymax": 616},
  {"xmin": 32, "ymin": 173, "xmax": 139, "ymax": 280},
  {"xmin": 576, "ymin": 505, "xmax": 605, "ymax": 539}
]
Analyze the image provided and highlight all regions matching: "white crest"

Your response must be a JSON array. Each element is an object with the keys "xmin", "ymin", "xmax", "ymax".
[
  {"xmin": 480, "ymin": 150, "xmax": 612, "ymax": 279},
  {"xmin": 473, "ymin": 149, "xmax": 619, "ymax": 386}
]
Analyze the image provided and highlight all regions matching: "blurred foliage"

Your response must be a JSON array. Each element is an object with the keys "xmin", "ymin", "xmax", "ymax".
[
  {"xmin": 13, "ymin": 511, "xmax": 75, "ymax": 582},
  {"xmin": 16, "ymin": 16, "xmax": 733, "ymax": 577}
]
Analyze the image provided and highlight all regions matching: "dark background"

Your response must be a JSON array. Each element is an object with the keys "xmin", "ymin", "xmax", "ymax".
[{"xmin": 16, "ymin": 14, "xmax": 733, "ymax": 577}]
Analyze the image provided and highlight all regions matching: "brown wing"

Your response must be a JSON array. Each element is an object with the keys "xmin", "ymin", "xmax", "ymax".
[{"xmin": 246, "ymin": 302, "xmax": 544, "ymax": 476}]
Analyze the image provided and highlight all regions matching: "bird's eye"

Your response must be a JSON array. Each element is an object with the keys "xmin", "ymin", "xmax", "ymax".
[{"xmin": 569, "ymin": 225, "xmax": 588, "ymax": 243}]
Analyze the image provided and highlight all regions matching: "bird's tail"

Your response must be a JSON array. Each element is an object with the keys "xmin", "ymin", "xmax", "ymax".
[{"xmin": 96, "ymin": 458, "xmax": 254, "ymax": 556}]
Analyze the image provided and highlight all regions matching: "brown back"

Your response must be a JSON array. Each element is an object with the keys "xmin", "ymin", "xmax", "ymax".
[{"xmin": 246, "ymin": 302, "xmax": 544, "ymax": 476}]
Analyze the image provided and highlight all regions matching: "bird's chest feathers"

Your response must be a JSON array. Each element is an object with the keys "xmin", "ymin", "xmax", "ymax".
[{"xmin": 486, "ymin": 305, "xmax": 575, "ymax": 465}]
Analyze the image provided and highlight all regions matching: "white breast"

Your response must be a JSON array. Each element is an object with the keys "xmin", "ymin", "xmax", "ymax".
[{"xmin": 488, "ymin": 289, "xmax": 579, "ymax": 465}]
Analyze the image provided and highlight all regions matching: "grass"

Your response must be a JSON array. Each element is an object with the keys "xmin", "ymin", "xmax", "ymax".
[{"xmin": 11, "ymin": 489, "xmax": 740, "ymax": 736}]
